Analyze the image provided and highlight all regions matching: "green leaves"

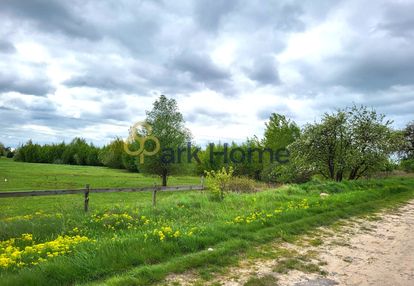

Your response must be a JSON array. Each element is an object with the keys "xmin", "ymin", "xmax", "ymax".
[
  {"xmin": 141, "ymin": 95, "xmax": 192, "ymax": 185},
  {"xmin": 263, "ymin": 113, "xmax": 300, "ymax": 151},
  {"xmin": 204, "ymin": 167, "xmax": 234, "ymax": 201},
  {"xmin": 290, "ymin": 105, "xmax": 401, "ymax": 181}
]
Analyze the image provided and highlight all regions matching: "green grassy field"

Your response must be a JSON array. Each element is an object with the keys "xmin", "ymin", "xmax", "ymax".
[
  {"xmin": 0, "ymin": 158, "xmax": 200, "ymax": 191},
  {"xmin": 0, "ymin": 159, "xmax": 414, "ymax": 286}
]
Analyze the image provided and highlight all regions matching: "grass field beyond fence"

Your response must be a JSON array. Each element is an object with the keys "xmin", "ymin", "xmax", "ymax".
[
  {"xmin": 0, "ymin": 158, "xmax": 199, "ymax": 192},
  {"xmin": 0, "ymin": 158, "xmax": 414, "ymax": 286}
]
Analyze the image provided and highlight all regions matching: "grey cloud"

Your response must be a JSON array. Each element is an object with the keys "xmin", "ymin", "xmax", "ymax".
[
  {"xmin": 1, "ymin": 97, "xmax": 28, "ymax": 110},
  {"xmin": 185, "ymin": 108, "xmax": 233, "ymax": 123},
  {"xmin": 298, "ymin": 85, "xmax": 414, "ymax": 122},
  {"xmin": 82, "ymin": 99, "xmax": 137, "ymax": 122},
  {"xmin": 2, "ymin": 0, "xmax": 414, "ymax": 146},
  {"xmin": 1, "ymin": 96, "xmax": 57, "ymax": 114},
  {"xmin": 290, "ymin": 2, "xmax": 414, "ymax": 92},
  {"xmin": 377, "ymin": 2, "xmax": 414, "ymax": 38},
  {"xmin": 105, "ymin": 1, "xmax": 163, "ymax": 55},
  {"xmin": 17, "ymin": 0, "xmax": 310, "ymax": 99},
  {"xmin": 172, "ymin": 51, "xmax": 230, "ymax": 82},
  {"xmin": 246, "ymin": 56, "xmax": 280, "ymax": 85},
  {"xmin": 63, "ymin": 57, "xmax": 150, "ymax": 94},
  {"xmin": 0, "ymin": 110, "xmax": 108, "ymax": 148},
  {"xmin": 329, "ymin": 50, "xmax": 414, "ymax": 91},
  {"xmin": 194, "ymin": 0, "xmax": 239, "ymax": 32},
  {"xmin": 0, "ymin": 97, "xmax": 58, "ymax": 144},
  {"xmin": 64, "ymin": 51, "xmax": 232, "ymax": 96},
  {"xmin": 240, "ymin": 2, "xmax": 305, "ymax": 32},
  {"xmin": 0, "ymin": 71, "xmax": 53, "ymax": 96},
  {"xmin": 274, "ymin": 3, "xmax": 306, "ymax": 31},
  {"xmin": 0, "ymin": 40, "xmax": 16, "ymax": 53},
  {"xmin": 63, "ymin": 56, "xmax": 197, "ymax": 95},
  {"xmin": 170, "ymin": 51, "xmax": 232, "ymax": 92},
  {"xmin": 0, "ymin": 109, "xmax": 29, "ymax": 145},
  {"xmin": 29, "ymin": 113, "xmax": 100, "ymax": 129},
  {"xmin": 294, "ymin": 39, "xmax": 414, "ymax": 92},
  {"xmin": 193, "ymin": 0, "xmax": 306, "ymax": 33},
  {"xmin": 64, "ymin": 74, "xmax": 143, "ymax": 94},
  {"xmin": 0, "ymin": 0, "xmax": 100, "ymax": 40},
  {"xmin": 377, "ymin": 100, "xmax": 414, "ymax": 116},
  {"xmin": 256, "ymin": 104, "xmax": 295, "ymax": 121},
  {"xmin": 358, "ymin": 87, "xmax": 414, "ymax": 117},
  {"xmin": 0, "ymin": 95, "xmax": 126, "ymax": 144},
  {"xmin": 111, "ymin": 21, "xmax": 159, "ymax": 55}
]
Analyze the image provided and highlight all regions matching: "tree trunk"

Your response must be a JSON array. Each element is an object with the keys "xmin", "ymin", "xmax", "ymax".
[
  {"xmin": 355, "ymin": 166, "xmax": 369, "ymax": 180},
  {"xmin": 254, "ymin": 170, "xmax": 260, "ymax": 181},
  {"xmin": 349, "ymin": 166, "xmax": 360, "ymax": 180},
  {"xmin": 335, "ymin": 170, "xmax": 343, "ymax": 182},
  {"xmin": 328, "ymin": 158, "xmax": 335, "ymax": 180},
  {"xmin": 162, "ymin": 169, "xmax": 167, "ymax": 186}
]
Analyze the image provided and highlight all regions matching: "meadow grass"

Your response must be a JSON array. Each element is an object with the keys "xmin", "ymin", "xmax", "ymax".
[
  {"xmin": 0, "ymin": 158, "xmax": 413, "ymax": 285},
  {"xmin": 0, "ymin": 158, "xmax": 200, "ymax": 191}
]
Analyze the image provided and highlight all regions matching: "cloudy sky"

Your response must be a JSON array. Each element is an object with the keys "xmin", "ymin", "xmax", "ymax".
[{"xmin": 1, "ymin": 0, "xmax": 413, "ymax": 147}]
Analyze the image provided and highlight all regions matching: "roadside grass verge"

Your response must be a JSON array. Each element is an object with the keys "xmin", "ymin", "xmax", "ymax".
[
  {"xmin": 0, "ymin": 176, "xmax": 413, "ymax": 285},
  {"xmin": 84, "ymin": 186, "xmax": 413, "ymax": 286}
]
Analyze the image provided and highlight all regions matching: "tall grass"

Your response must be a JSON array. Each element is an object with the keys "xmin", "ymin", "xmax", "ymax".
[
  {"xmin": 0, "ymin": 173, "xmax": 413, "ymax": 285},
  {"xmin": 0, "ymin": 158, "xmax": 199, "ymax": 191}
]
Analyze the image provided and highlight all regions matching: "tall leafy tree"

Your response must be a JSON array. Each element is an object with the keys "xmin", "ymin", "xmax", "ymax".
[
  {"xmin": 232, "ymin": 137, "xmax": 264, "ymax": 179},
  {"xmin": 196, "ymin": 142, "xmax": 227, "ymax": 175},
  {"xmin": 141, "ymin": 95, "xmax": 191, "ymax": 186},
  {"xmin": 261, "ymin": 113, "xmax": 301, "ymax": 182},
  {"xmin": 0, "ymin": 142, "xmax": 5, "ymax": 157},
  {"xmin": 99, "ymin": 138, "xmax": 125, "ymax": 169},
  {"xmin": 263, "ymin": 113, "xmax": 300, "ymax": 150},
  {"xmin": 402, "ymin": 121, "xmax": 414, "ymax": 159},
  {"xmin": 292, "ymin": 111, "xmax": 349, "ymax": 181},
  {"xmin": 346, "ymin": 106, "xmax": 399, "ymax": 179},
  {"xmin": 290, "ymin": 105, "xmax": 399, "ymax": 181}
]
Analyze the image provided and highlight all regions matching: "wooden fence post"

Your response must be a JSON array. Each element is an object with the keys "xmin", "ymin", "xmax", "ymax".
[
  {"xmin": 152, "ymin": 183, "xmax": 157, "ymax": 208},
  {"xmin": 84, "ymin": 184, "xmax": 90, "ymax": 212},
  {"xmin": 201, "ymin": 176, "xmax": 205, "ymax": 190}
]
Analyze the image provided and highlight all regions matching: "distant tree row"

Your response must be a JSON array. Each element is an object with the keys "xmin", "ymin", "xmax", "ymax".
[
  {"xmin": 11, "ymin": 137, "xmax": 143, "ymax": 171},
  {"xmin": 13, "ymin": 138, "xmax": 101, "ymax": 166},
  {"xmin": 0, "ymin": 143, "xmax": 15, "ymax": 158},
  {"xmin": 400, "ymin": 121, "xmax": 414, "ymax": 172},
  {"xmin": 8, "ymin": 94, "xmax": 414, "ymax": 185}
]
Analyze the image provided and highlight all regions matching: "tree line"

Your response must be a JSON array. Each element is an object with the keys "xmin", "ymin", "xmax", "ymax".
[{"xmin": 2, "ymin": 95, "xmax": 414, "ymax": 185}]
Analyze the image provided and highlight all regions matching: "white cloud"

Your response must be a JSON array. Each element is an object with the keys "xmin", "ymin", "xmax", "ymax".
[{"xmin": 0, "ymin": 0, "xmax": 413, "ymax": 147}]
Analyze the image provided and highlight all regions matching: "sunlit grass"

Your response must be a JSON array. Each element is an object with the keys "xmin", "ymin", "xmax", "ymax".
[
  {"xmin": 0, "ymin": 159, "xmax": 413, "ymax": 285},
  {"xmin": 0, "ymin": 158, "xmax": 200, "ymax": 191}
]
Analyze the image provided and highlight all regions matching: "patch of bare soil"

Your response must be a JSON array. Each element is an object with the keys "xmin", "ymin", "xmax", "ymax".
[{"xmin": 163, "ymin": 200, "xmax": 414, "ymax": 286}]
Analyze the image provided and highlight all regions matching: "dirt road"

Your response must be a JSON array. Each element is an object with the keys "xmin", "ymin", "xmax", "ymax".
[
  {"xmin": 299, "ymin": 200, "xmax": 414, "ymax": 286},
  {"xmin": 164, "ymin": 200, "xmax": 414, "ymax": 286}
]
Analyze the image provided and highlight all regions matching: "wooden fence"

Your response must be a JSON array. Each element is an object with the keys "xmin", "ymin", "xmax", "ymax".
[{"xmin": 0, "ymin": 184, "xmax": 204, "ymax": 211}]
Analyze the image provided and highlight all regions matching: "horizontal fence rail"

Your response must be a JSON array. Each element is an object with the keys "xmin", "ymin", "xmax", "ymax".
[
  {"xmin": 0, "ymin": 185, "xmax": 204, "ymax": 198},
  {"xmin": 0, "ymin": 183, "xmax": 205, "ymax": 211}
]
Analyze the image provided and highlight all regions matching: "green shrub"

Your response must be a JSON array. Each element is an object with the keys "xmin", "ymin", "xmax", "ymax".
[
  {"xmin": 262, "ymin": 163, "xmax": 312, "ymax": 184},
  {"xmin": 384, "ymin": 185, "xmax": 410, "ymax": 194},
  {"xmin": 401, "ymin": 159, "xmax": 414, "ymax": 172},
  {"xmin": 227, "ymin": 176, "xmax": 257, "ymax": 193},
  {"xmin": 204, "ymin": 167, "xmax": 234, "ymax": 201},
  {"xmin": 301, "ymin": 180, "xmax": 350, "ymax": 194}
]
